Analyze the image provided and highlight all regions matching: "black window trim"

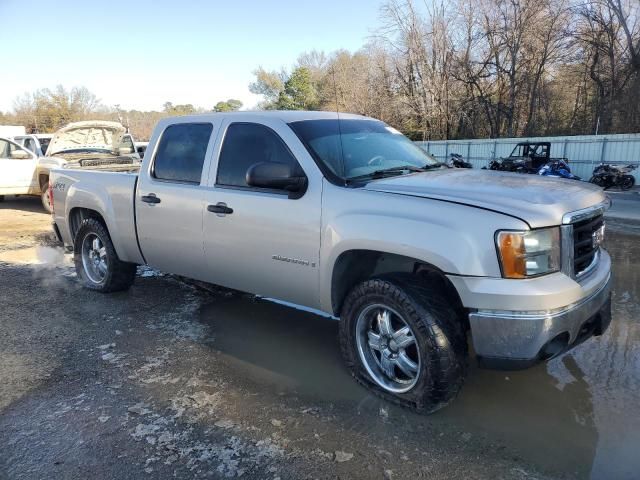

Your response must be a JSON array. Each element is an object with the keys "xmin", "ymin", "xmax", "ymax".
[
  {"xmin": 215, "ymin": 184, "xmax": 290, "ymax": 196},
  {"xmin": 214, "ymin": 121, "xmax": 308, "ymax": 197},
  {"xmin": 150, "ymin": 121, "xmax": 214, "ymax": 185}
]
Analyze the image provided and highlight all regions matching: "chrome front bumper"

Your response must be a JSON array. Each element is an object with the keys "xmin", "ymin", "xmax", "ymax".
[{"xmin": 469, "ymin": 272, "xmax": 612, "ymax": 369}]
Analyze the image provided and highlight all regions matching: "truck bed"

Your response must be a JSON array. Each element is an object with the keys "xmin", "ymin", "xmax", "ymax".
[{"xmin": 50, "ymin": 167, "xmax": 144, "ymax": 265}]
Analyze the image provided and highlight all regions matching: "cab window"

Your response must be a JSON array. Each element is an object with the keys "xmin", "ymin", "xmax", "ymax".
[
  {"xmin": 0, "ymin": 139, "xmax": 30, "ymax": 159},
  {"xmin": 216, "ymin": 123, "xmax": 302, "ymax": 189},
  {"xmin": 152, "ymin": 123, "xmax": 213, "ymax": 184}
]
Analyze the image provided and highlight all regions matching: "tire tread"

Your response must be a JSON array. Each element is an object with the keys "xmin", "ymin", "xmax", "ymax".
[{"xmin": 339, "ymin": 273, "xmax": 467, "ymax": 413}]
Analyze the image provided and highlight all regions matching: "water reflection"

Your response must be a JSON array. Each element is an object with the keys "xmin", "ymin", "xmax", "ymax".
[{"xmin": 437, "ymin": 354, "xmax": 597, "ymax": 478}]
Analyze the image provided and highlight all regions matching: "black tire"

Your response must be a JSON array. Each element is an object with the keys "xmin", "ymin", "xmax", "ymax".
[
  {"xmin": 620, "ymin": 175, "xmax": 635, "ymax": 191},
  {"xmin": 339, "ymin": 273, "xmax": 467, "ymax": 413},
  {"xmin": 73, "ymin": 218, "xmax": 136, "ymax": 292},
  {"xmin": 41, "ymin": 184, "xmax": 52, "ymax": 213},
  {"xmin": 0, "ymin": 195, "xmax": 4, "ymax": 202}
]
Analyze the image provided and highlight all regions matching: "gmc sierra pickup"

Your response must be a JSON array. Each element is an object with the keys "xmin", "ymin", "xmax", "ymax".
[{"xmin": 50, "ymin": 111, "xmax": 612, "ymax": 412}]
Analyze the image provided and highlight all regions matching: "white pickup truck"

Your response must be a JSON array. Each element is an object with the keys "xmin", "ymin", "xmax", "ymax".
[
  {"xmin": 0, "ymin": 121, "xmax": 138, "ymax": 211},
  {"xmin": 50, "ymin": 112, "xmax": 612, "ymax": 412}
]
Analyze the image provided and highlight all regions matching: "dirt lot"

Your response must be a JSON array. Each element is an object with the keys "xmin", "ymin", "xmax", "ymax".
[{"xmin": 1, "ymin": 196, "xmax": 639, "ymax": 480}]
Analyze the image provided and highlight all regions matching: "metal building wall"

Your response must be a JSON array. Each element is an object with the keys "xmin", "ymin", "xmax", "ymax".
[{"xmin": 415, "ymin": 133, "xmax": 640, "ymax": 182}]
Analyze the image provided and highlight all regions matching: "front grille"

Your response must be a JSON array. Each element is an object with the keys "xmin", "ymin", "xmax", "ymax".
[{"xmin": 572, "ymin": 214, "xmax": 604, "ymax": 275}]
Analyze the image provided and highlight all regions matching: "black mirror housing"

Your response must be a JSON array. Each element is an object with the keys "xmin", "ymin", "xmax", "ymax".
[{"xmin": 246, "ymin": 162, "xmax": 307, "ymax": 198}]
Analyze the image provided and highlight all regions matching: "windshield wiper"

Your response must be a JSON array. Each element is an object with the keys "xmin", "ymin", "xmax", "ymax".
[
  {"xmin": 422, "ymin": 162, "xmax": 448, "ymax": 170},
  {"xmin": 347, "ymin": 165, "xmax": 426, "ymax": 183}
]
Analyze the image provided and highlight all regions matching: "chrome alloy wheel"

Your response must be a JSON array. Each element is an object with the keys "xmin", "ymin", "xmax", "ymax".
[
  {"xmin": 81, "ymin": 233, "xmax": 108, "ymax": 284},
  {"xmin": 355, "ymin": 304, "xmax": 421, "ymax": 393}
]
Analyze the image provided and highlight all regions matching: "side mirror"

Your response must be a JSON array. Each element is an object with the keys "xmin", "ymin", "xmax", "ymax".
[
  {"xmin": 10, "ymin": 149, "xmax": 32, "ymax": 160},
  {"xmin": 246, "ymin": 162, "xmax": 307, "ymax": 198}
]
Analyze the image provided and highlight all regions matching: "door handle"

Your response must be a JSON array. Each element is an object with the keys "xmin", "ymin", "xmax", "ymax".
[
  {"xmin": 141, "ymin": 194, "xmax": 161, "ymax": 204},
  {"xmin": 207, "ymin": 203, "xmax": 233, "ymax": 215}
]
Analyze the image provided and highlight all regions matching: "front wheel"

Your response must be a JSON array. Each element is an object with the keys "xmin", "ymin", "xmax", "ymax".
[
  {"xmin": 339, "ymin": 274, "xmax": 467, "ymax": 413},
  {"xmin": 74, "ymin": 218, "xmax": 136, "ymax": 292},
  {"xmin": 620, "ymin": 175, "xmax": 635, "ymax": 191}
]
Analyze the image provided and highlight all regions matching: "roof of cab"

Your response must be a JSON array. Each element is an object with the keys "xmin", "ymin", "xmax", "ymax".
[{"xmin": 158, "ymin": 110, "xmax": 371, "ymax": 125}]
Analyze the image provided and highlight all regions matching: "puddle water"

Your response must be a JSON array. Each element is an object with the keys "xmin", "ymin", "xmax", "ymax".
[
  {"xmin": 199, "ymin": 230, "xmax": 640, "ymax": 479},
  {"xmin": 200, "ymin": 297, "xmax": 366, "ymax": 402}
]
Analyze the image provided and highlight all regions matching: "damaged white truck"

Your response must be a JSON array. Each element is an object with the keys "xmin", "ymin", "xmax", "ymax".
[
  {"xmin": 50, "ymin": 112, "xmax": 612, "ymax": 412},
  {"xmin": 0, "ymin": 121, "xmax": 138, "ymax": 211}
]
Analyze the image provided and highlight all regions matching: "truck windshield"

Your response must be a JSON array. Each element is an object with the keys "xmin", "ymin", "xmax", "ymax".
[{"xmin": 289, "ymin": 119, "xmax": 439, "ymax": 182}]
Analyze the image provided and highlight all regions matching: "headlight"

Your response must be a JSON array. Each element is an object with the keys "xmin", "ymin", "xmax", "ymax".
[{"xmin": 496, "ymin": 227, "xmax": 560, "ymax": 278}]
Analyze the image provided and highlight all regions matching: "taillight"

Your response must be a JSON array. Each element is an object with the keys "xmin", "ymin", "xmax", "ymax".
[{"xmin": 48, "ymin": 179, "xmax": 54, "ymax": 213}]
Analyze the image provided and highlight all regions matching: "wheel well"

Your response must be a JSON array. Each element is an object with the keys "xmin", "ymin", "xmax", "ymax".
[
  {"xmin": 331, "ymin": 250, "xmax": 466, "ymax": 325},
  {"xmin": 69, "ymin": 208, "xmax": 107, "ymax": 241},
  {"xmin": 38, "ymin": 174, "xmax": 49, "ymax": 190}
]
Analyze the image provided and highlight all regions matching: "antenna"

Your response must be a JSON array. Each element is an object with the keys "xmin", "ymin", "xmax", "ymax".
[{"xmin": 331, "ymin": 66, "xmax": 347, "ymax": 183}]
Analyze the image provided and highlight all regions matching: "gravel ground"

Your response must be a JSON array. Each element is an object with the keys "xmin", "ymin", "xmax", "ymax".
[{"xmin": 1, "ymin": 195, "xmax": 638, "ymax": 480}]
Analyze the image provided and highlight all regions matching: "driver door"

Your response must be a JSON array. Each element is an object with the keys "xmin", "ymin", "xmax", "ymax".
[
  {"xmin": 202, "ymin": 119, "xmax": 322, "ymax": 309},
  {"xmin": 0, "ymin": 138, "xmax": 38, "ymax": 195}
]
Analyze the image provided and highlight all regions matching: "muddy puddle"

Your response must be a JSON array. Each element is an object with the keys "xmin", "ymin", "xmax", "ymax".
[{"xmin": 199, "ymin": 231, "xmax": 640, "ymax": 479}]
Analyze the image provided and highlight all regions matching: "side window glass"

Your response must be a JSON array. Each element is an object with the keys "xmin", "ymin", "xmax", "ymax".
[
  {"xmin": 39, "ymin": 138, "xmax": 50, "ymax": 155},
  {"xmin": 0, "ymin": 140, "xmax": 30, "ymax": 159},
  {"xmin": 119, "ymin": 135, "xmax": 134, "ymax": 153},
  {"xmin": 24, "ymin": 138, "xmax": 36, "ymax": 153},
  {"xmin": 152, "ymin": 123, "xmax": 213, "ymax": 184},
  {"xmin": 216, "ymin": 123, "xmax": 301, "ymax": 188},
  {"xmin": 0, "ymin": 139, "xmax": 9, "ymax": 158}
]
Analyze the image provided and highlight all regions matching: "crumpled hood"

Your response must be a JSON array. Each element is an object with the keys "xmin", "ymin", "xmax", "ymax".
[
  {"xmin": 363, "ymin": 169, "xmax": 607, "ymax": 228},
  {"xmin": 47, "ymin": 121, "xmax": 126, "ymax": 156}
]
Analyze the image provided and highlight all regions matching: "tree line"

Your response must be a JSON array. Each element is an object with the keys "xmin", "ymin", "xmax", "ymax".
[
  {"xmin": 0, "ymin": 86, "xmax": 242, "ymax": 141},
  {"xmin": 250, "ymin": 0, "xmax": 640, "ymax": 140},
  {"xmin": 2, "ymin": 0, "xmax": 638, "ymax": 141}
]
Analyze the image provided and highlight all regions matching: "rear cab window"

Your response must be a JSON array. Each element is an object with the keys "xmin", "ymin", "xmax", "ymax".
[{"xmin": 152, "ymin": 123, "xmax": 213, "ymax": 184}]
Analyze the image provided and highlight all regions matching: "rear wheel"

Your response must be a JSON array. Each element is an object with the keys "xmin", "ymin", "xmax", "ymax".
[
  {"xmin": 74, "ymin": 218, "xmax": 136, "ymax": 292},
  {"xmin": 41, "ymin": 184, "xmax": 52, "ymax": 213},
  {"xmin": 339, "ymin": 273, "xmax": 467, "ymax": 413}
]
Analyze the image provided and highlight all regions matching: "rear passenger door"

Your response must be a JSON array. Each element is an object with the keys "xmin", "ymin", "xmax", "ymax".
[
  {"xmin": 135, "ymin": 121, "xmax": 217, "ymax": 280},
  {"xmin": 203, "ymin": 119, "xmax": 322, "ymax": 309}
]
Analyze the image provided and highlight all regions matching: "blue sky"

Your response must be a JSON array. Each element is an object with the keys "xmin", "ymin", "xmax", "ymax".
[{"xmin": 0, "ymin": 0, "xmax": 383, "ymax": 112}]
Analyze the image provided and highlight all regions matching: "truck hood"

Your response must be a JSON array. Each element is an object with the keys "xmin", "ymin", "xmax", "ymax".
[
  {"xmin": 363, "ymin": 169, "xmax": 607, "ymax": 228},
  {"xmin": 47, "ymin": 121, "xmax": 126, "ymax": 156}
]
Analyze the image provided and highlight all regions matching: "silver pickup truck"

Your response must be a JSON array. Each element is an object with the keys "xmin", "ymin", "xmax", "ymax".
[{"xmin": 50, "ymin": 111, "xmax": 612, "ymax": 412}]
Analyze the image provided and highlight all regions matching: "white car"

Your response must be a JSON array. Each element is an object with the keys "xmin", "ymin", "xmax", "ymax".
[
  {"xmin": 0, "ymin": 121, "xmax": 138, "ymax": 212},
  {"xmin": 0, "ymin": 136, "xmax": 41, "ymax": 203}
]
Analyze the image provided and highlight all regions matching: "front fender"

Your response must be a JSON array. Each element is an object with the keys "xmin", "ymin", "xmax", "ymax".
[{"xmin": 319, "ymin": 183, "xmax": 529, "ymax": 313}]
